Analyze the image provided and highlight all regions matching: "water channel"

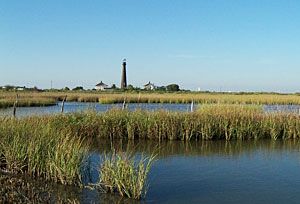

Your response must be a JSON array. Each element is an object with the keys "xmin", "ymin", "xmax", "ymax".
[{"xmin": 0, "ymin": 102, "xmax": 300, "ymax": 117}]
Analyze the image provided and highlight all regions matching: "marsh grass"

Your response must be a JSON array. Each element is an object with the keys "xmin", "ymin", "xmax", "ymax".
[
  {"xmin": 60, "ymin": 105, "xmax": 300, "ymax": 141},
  {"xmin": 96, "ymin": 150, "xmax": 156, "ymax": 199},
  {"xmin": 0, "ymin": 96, "xmax": 56, "ymax": 108},
  {"xmin": 1, "ymin": 104, "xmax": 300, "ymax": 189},
  {"xmin": 1, "ymin": 105, "xmax": 296, "ymax": 142},
  {"xmin": 0, "ymin": 116, "xmax": 88, "ymax": 185},
  {"xmin": 2, "ymin": 91, "xmax": 300, "ymax": 107}
]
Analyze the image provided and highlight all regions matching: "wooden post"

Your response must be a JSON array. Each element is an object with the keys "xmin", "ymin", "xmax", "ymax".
[
  {"xmin": 61, "ymin": 95, "xmax": 67, "ymax": 113},
  {"xmin": 13, "ymin": 94, "xmax": 19, "ymax": 117},
  {"xmin": 190, "ymin": 100, "xmax": 194, "ymax": 112},
  {"xmin": 122, "ymin": 99, "xmax": 126, "ymax": 110}
]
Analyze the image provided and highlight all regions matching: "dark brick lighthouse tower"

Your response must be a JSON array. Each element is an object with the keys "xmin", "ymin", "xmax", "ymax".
[{"xmin": 121, "ymin": 59, "xmax": 127, "ymax": 89}]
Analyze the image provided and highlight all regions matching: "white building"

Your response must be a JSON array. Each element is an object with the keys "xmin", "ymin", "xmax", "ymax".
[
  {"xmin": 144, "ymin": 81, "xmax": 156, "ymax": 90},
  {"xmin": 16, "ymin": 86, "xmax": 25, "ymax": 91},
  {"xmin": 1, "ymin": 85, "xmax": 25, "ymax": 91},
  {"xmin": 95, "ymin": 81, "xmax": 109, "ymax": 91}
]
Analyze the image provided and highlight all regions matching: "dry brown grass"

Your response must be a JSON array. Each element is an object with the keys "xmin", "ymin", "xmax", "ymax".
[{"xmin": 2, "ymin": 91, "xmax": 300, "ymax": 107}]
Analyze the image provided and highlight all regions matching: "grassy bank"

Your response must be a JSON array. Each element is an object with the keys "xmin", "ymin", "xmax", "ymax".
[
  {"xmin": 2, "ymin": 91, "xmax": 300, "ymax": 107},
  {"xmin": 1, "ymin": 105, "xmax": 299, "ymax": 142},
  {"xmin": 0, "ymin": 116, "xmax": 88, "ymax": 185},
  {"xmin": 0, "ymin": 114, "xmax": 156, "ymax": 199},
  {"xmin": 86, "ymin": 105, "xmax": 300, "ymax": 140},
  {"xmin": 0, "ymin": 97, "xmax": 56, "ymax": 109}
]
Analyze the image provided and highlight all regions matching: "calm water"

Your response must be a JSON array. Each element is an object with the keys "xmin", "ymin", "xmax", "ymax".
[
  {"xmin": 13, "ymin": 140, "xmax": 300, "ymax": 204},
  {"xmin": 0, "ymin": 102, "xmax": 300, "ymax": 117},
  {"xmin": 0, "ymin": 102, "xmax": 192, "ymax": 117},
  {"xmin": 85, "ymin": 140, "xmax": 300, "ymax": 204}
]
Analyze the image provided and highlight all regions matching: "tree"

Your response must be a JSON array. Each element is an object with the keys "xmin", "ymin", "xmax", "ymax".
[
  {"xmin": 127, "ymin": 84, "xmax": 134, "ymax": 90},
  {"xmin": 72, "ymin": 86, "xmax": 84, "ymax": 91},
  {"xmin": 111, "ymin": 84, "xmax": 117, "ymax": 89},
  {"xmin": 156, "ymin": 86, "xmax": 166, "ymax": 91},
  {"xmin": 3, "ymin": 85, "xmax": 14, "ymax": 91},
  {"xmin": 166, "ymin": 84, "xmax": 180, "ymax": 92},
  {"xmin": 64, "ymin": 87, "xmax": 70, "ymax": 91}
]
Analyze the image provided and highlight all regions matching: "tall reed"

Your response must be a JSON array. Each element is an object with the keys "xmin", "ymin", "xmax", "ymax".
[
  {"xmin": 46, "ymin": 106, "xmax": 300, "ymax": 141},
  {"xmin": 96, "ymin": 151, "xmax": 155, "ymax": 199},
  {"xmin": 0, "ymin": 116, "xmax": 88, "ymax": 185}
]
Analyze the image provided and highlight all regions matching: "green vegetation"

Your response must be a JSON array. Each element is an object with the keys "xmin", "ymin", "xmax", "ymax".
[
  {"xmin": 72, "ymin": 86, "xmax": 84, "ymax": 91},
  {"xmin": 0, "ymin": 113, "xmax": 157, "ymax": 200},
  {"xmin": 166, "ymin": 84, "xmax": 180, "ymax": 91},
  {"xmin": 0, "ymin": 116, "xmax": 88, "ymax": 185},
  {"xmin": 0, "ymin": 105, "xmax": 298, "ymax": 142},
  {"xmin": 69, "ymin": 106, "xmax": 299, "ymax": 141},
  {"xmin": 0, "ymin": 97, "xmax": 56, "ymax": 109},
  {"xmin": 96, "ymin": 151, "xmax": 155, "ymax": 199}
]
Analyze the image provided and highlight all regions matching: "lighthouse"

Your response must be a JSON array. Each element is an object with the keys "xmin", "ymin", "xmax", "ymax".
[{"xmin": 121, "ymin": 59, "xmax": 127, "ymax": 89}]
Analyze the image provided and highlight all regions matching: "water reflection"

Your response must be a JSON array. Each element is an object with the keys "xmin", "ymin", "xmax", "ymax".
[
  {"xmin": 0, "ymin": 171, "xmax": 141, "ymax": 204},
  {"xmin": 263, "ymin": 104, "xmax": 300, "ymax": 114},
  {"xmin": 0, "ymin": 102, "xmax": 193, "ymax": 117},
  {"xmin": 1, "ymin": 102, "xmax": 300, "ymax": 117},
  {"xmin": 2, "ymin": 140, "xmax": 300, "ymax": 203},
  {"xmin": 87, "ymin": 139, "xmax": 300, "ymax": 203},
  {"xmin": 92, "ymin": 139, "xmax": 300, "ymax": 158}
]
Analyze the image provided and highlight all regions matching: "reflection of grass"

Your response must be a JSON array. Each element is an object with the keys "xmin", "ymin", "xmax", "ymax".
[
  {"xmin": 0, "ymin": 173, "xmax": 51, "ymax": 203},
  {"xmin": 94, "ymin": 139, "xmax": 300, "ymax": 159},
  {"xmin": 0, "ymin": 173, "xmax": 82, "ymax": 203},
  {"xmin": 2, "ymin": 91, "xmax": 300, "ymax": 106},
  {"xmin": 96, "ymin": 151, "xmax": 156, "ymax": 200}
]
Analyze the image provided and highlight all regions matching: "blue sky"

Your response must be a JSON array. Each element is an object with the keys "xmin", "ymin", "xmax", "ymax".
[{"xmin": 1, "ymin": 0, "xmax": 300, "ymax": 92}]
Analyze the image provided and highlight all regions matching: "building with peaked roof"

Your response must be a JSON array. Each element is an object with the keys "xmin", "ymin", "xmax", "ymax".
[
  {"xmin": 144, "ymin": 81, "xmax": 156, "ymax": 90},
  {"xmin": 95, "ymin": 81, "xmax": 109, "ymax": 91}
]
